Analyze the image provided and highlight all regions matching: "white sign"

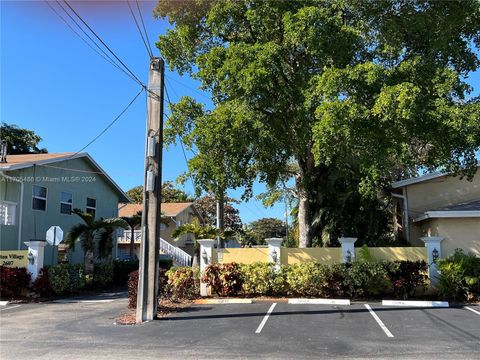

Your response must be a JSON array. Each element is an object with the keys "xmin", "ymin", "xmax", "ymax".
[{"xmin": 46, "ymin": 226, "xmax": 64, "ymax": 246}]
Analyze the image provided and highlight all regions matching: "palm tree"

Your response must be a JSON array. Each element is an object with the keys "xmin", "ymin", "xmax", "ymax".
[
  {"xmin": 121, "ymin": 212, "xmax": 142, "ymax": 259},
  {"xmin": 65, "ymin": 209, "xmax": 127, "ymax": 275},
  {"xmin": 172, "ymin": 218, "xmax": 234, "ymax": 267}
]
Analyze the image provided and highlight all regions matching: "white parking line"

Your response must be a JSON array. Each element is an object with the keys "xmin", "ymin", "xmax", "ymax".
[
  {"xmin": 0, "ymin": 305, "xmax": 21, "ymax": 312},
  {"xmin": 52, "ymin": 299, "xmax": 115, "ymax": 304},
  {"xmin": 465, "ymin": 306, "xmax": 480, "ymax": 316},
  {"xmin": 255, "ymin": 303, "xmax": 277, "ymax": 334},
  {"xmin": 364, "ymin": 304, "xmax": 394, "ymax": 338}
]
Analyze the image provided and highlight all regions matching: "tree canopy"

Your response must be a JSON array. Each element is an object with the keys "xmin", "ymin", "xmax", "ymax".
[
  {"xmin": 0, "ymin": 123, "xmax": 48, "ymax": 154},
  {"xmin": 155, "ymin": 0, "xmax": 480, "ymax": 247},
  {"xmin": 246, "ymin": 217, "xmax": 286, "ymax": 245},
  {"xmin": 126, "ymin": 181, "xmax": 193, "ymax": 204},
  {"xmin": 194, "ymin": 193, "xmax": 243, "ymax": 231}
]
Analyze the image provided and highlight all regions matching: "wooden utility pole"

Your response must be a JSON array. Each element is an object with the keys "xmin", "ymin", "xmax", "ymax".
[{"xmin": 136, "ymin": 57, "xmax": 164, "ymax": 323}]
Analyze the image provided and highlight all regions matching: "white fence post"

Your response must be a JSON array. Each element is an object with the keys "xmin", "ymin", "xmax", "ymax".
[
  {"xmin": 24, "ymin": 240, "xmax": 47, "ymax": 281},
  {"xmin": 421, "ymin": 236, "xmax": 444, "ymax": 286},
  {"xmin": 265, "ymin": 238, "xmax": 282, "ymax": 270},
  {"xmin": 339, "ymin": 237, "xmax": 357, "ymax": 263},
  {"xmin": 197, "ymin": 239, "xmax": 215, "ymax": 297}
]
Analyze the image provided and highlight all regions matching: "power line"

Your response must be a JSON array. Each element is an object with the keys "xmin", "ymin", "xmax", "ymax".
[
  {"xmin": 135, "ymin": 0, "xmax": 154, "ymax": 57},
  {"xmin": 48, "ymin": 0, "xmax": 141, "ymax": 86},
  {"xmin": 70, "ymin": 87, "xmax": 144, "ymax": 157},
  {"xmin": 127, "ymin": 0, "xmax": 152, "ymax": 58},
  {"xmin": 44, "ymin": 1, "xmax": 122, "ymax": 73},
  {"xmin": 165, "ymin": 74, "xmax": 212, "ymax": 101},
  {"xmin": 63, "ymin": 0, "xmax": 145, "ymax": 88}
]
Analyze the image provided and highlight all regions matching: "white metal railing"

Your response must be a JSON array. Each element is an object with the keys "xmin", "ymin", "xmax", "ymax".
[
  {"xmin": 117, "ymin": 229, "xmax": 142, "ymax": 244},
  {"xmin": 117, "ymin": 229, "xmax": 192, "ymax": 266},
  {"xmin": 160, "ymin": 237, "xmax": 192, "ymax": 267}
]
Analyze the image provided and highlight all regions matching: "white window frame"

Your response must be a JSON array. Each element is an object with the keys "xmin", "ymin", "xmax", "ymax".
[
  {"xmin": 60, "ymin": 191, "xmax": 73, "ymax": 215},
  {"xmin": 32, "ymin": 185, "xmax": 47, "ymax": 211},
  {"xmin": 0, "ymin": 201, "xmax": 17, "ymax": 226},
  {"xmin": 86, "ymin": 197, "xmax": 96, "ymax": 216}
]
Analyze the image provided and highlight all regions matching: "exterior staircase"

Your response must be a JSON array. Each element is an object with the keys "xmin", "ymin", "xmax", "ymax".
[
  {"xmin": 159, "ymin": 237, "xmax": 192, "ymax": 267},
  {"xmin": 117, "ymin": 230, "xmax": 192, "ymax": 267}
]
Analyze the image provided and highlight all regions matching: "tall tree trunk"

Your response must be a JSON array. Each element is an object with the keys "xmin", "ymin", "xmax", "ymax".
[
  {"xmin": 84, "ymin": 249, "xmax": 95, "ymax": 275},
  {"xmin": 298, "ymin": 186, "xmax": 312, "ymax": 248},
  {"xmin": 129, "ymin": 227, "xmax": 135, "ymax": 258},
  {"xmin": 297, "ymin": 155, "xmax": 314, "ymax": 248},
  {"xmin": 216, "ymin": 191, "xmax": 225, "ymax": 248}
]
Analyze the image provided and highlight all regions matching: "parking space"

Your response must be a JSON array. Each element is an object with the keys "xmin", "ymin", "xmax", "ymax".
[{"xmin": 1, "ymin": 296, "xmax": 479, "ymax": 359}]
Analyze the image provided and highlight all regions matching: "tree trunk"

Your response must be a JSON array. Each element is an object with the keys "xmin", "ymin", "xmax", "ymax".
[
  {"xmin": 298, "ymin": 186, "xmax": 312, "ymax": 248},
  {"xmin": 297, "ymin": 155, "xmax": 314, "ymax": 248},
  {"xmin": 216, "ymin": 191, "xmax": 225, "ymax": 248},
  {"xmin": 129, "ymin": 227, "xmax": 135, "ymax": 259},
  {"xmin": 84, "ymin": 249, "xmax": 95, "ymax": 275}
]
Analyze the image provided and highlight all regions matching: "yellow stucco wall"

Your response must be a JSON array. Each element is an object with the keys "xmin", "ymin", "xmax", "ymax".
[
  {"xmin": 219, "ymin": 248, "xmax": 269, "ymax": 264},
  {"xmin": 406, "ymin": 174, "xmax": 480, "ymax": 214},
  {"xmin": 355, "ymin": 247, "xmax": 427, "ymax": 262},
  {"xmin": 420, "ymin": 218, "xmax": 480, "ymax": 257},
  {"xmin": 282, "ymin": 248, "xmax": 342, "ymax": 264}
]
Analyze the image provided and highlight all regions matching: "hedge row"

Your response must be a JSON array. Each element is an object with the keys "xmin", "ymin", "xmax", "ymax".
[{"xmin": 202, "ymin": 261, "xmax": 429, "ymax": 300}]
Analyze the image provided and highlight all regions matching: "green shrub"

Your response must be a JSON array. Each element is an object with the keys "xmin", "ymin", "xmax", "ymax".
[
  {"xmin": 285, "ymin": 263, "xmax": 336, "ymax": 297},
  {"xmin": 0, "ymin": 266, "xmax": 31, "ymax": 298},
  {"xmin": 383, "ymin": 261, "xmax": 428, "ymax": 299},
  {"xmin": 437, "ymin": 249, "xmax": 480, "ymax": 302},
  {"xmin": 48, "ymin": 263, "xmax": 86, "ymax": 294},
  {"xmin": 93, "ymin": 263, "xmax": 114, "ymax": 288},
  {"xmin": 159, "ymin": 259, "xmax": 174, "ymax": 270},
  {"xmin": 48, "ymin": 264, "xmax": 72, "ymax": 294},
  {"xmin": 202, "ymin": 263, "xmax": 242, "ymax": 297},
  {"xmin": 344, "ymin": 261, "xmax": 392, "ymax": 299},
  {"xmin": 167, "ymin": 267, "xmax": 199, "ymax": 301},
  {"xmin": 241, "ymin": 262, "xmax": 287, "ymax": 296},
  {"xmin": 113, "ymin": 259, "xmax": 139, "ymax": 286}
]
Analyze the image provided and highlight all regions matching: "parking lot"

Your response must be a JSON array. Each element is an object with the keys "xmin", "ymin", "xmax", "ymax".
[{"xmin": 1, "ymin": 293, "xmax": 479, "ymax": 359}]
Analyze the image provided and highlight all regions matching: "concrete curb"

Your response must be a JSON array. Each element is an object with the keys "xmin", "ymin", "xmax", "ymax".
[
  {"xmin": 195, "ymin": 298, "xmax": 253, "ymax": 305},
  {"xmin": 0, "ymin": 301, "xmax": 9, "ymax": 306},
  {"xmin": 289, "ymin": 298, "xmax": 351, "ymax": 305},
  {"xmin": 382, "ymin": 300, "xmax": 449, "ymax": 308}
]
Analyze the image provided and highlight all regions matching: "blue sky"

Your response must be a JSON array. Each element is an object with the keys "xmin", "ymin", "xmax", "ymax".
[
  {"xmin": 1, "ymin": 1, "xmax": 478, "ymax": 225},
  {"xmin": 0, "ymin": 0, "xmax": 282, "ymax": 224}
]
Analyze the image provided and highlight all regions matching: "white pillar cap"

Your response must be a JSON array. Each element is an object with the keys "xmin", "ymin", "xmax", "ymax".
[
  {"xmin": 421, "ymin": 236, "xmax": 444, "ymax": 245},
  {"xmin": 197, "ymin": 239, "xmax": 215, "ymax": 247},
  {"xmin": 339, "ymin": 237, "xmax": 358, "ymax": 244},
  {"xmin": 24, "ymin": 240, "xmax": 48, "ymax": 248},
  {"xmin": 265, "ymin": 238, "xmax": 283, "ymax": 247}
]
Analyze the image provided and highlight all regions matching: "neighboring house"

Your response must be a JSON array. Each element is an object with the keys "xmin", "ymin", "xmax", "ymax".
[
  {"xmin": 0, "ymin": 153, "xmax": 130, "ymax": 265},
  {"xmin": 117, "ymin": 202, "xmax": 203, "ymax": 260},
  {"xmin": 392, "ymin": 165, "xmax": 480, "ymax": 256}
]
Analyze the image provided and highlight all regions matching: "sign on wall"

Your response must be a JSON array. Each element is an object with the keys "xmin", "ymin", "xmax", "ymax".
[{"xmin": 0, "ymin": 250, "xmax": 28, "ymax": 267}]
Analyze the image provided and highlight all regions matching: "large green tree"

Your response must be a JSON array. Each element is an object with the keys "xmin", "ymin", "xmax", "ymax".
[
  {"xmin": 126, "ymin": 181, "xmax": 193, "ymax": 204},
  {"xmin": 0, "ymin": 123, "xmax": 48, "ymax": 154},
  {"xmin": 194, "ymin": 194, "xmax": 243, "ymax": 231},
  {"xmin": 155, "ymin": 0, "xmax": 480, "ymax": 247},
  {"xmin": 246, "ymin": 217, "xmax": 286, "ymax": 245}
]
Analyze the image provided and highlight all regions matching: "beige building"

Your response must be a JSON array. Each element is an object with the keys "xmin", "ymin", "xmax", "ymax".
[
  {"xmin": 392, "ymin": 166, "xmax": 480, "ymax": 257},
  {"xmin": 116, "ymin": 202, "xmax": 203, "ymax": 261}
]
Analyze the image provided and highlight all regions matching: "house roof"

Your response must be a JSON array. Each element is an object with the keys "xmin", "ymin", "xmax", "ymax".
[
  {"xmin": 413, "ymin": 199, "xmax": 480, "ymax": 223},
  {"xmin": 119, "ymin": 202, "xmax": 195, "ymax": 217},
  {"xmin": 392, "ymin": 163, "xmax": 479, "ymax": 189},
  {"xmin": 0, "ymin": 152, "xmax": 130, "ymax": 203}
]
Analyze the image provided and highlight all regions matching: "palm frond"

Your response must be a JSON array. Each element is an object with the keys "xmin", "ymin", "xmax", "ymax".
[
  {"xmin": 65, "ymin": 223, "xmax": 89, "ymax": 251},
  {"xmin": 72, "ymin": 208, "xmax": 94, "ymax": 226}
]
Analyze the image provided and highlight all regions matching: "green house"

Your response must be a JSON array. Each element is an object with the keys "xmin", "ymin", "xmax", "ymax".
[{"xmin": 0, "ymin": 152, "xmax": 130, "ymax": 265}]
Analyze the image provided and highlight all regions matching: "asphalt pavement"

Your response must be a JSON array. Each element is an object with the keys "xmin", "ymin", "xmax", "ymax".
[{"xmin": 1, "ymin": 292, "xmax": 479, "ymax": 359}]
